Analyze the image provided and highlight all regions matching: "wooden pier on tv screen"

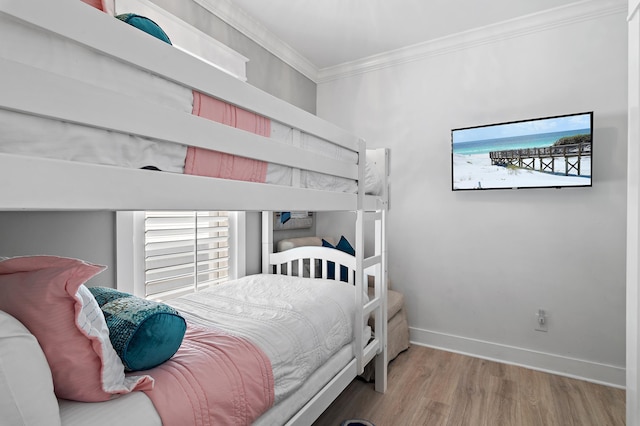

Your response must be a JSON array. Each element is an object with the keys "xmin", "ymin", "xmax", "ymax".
[{"xmin": 489, "ymin": 140, "xmax": 591, "ymax": 177}]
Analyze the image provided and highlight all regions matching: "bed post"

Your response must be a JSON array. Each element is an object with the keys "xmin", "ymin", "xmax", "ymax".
[
  {"xmin": 355, "ymin": 209, "xmax": 365, "ymax": 374},
  {"xmin": 262, "ymin": 211, "xmax": 273, "ymax": 274},
  {"xmin": 354, "ymin": 139, "xmax": 366, "ymax": 374},
  {"xmin": 374, "ymin": 208, "xmax": 388, "ymax": 392}
]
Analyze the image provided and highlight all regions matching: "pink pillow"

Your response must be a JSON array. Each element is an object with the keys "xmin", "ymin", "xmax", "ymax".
[
  {"xmin": 80, "ymin": 0, "xmax": 104, "ymax": 10},
  {"xmin": 0, "ymin": 256, "xmax": 153, "ymax": 402},
  {"xmin": 79, "ymin": 0, "xmax": 115, "ymax": 15}
]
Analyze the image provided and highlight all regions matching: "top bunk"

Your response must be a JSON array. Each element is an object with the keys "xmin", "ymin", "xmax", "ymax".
[{"xmin": 0, "ymin": 0, "xmax": 389, "ymax": 212}]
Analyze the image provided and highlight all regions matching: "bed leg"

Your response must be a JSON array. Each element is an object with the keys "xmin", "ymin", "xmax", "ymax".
[{"xmin": 374, "ymin": 340, "xmax": 388, "ymax": 393}]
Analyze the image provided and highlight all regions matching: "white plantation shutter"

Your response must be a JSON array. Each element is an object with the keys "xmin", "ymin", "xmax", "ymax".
[{"xmin": 144, "ymin": 211, "xmax": 229, "ymax": 300}]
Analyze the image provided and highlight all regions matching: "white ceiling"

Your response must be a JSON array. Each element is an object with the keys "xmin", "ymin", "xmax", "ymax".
[{"xmin": 222, "ymin": 0, "xmax": 585, "ymax": 70}]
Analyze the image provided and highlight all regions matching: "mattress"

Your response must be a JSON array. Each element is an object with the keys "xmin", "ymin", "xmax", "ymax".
[
  {"xmin": 59, "ymin": 392, "xmax": 161, "ymax": 426},
  {"xmin": 0, "ymin": 14, "xmax": 382, "ymax": 195}
]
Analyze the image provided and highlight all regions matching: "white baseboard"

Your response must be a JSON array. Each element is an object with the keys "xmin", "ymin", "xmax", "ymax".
[{"xmin": 410, "ymin": 327, "xmax": 625, "ymax": 389}]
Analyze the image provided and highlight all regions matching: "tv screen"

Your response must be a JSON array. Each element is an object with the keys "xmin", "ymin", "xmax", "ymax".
[{"xmin": 451, "ymin": 111, "xmax": 593, "ymax": 191}]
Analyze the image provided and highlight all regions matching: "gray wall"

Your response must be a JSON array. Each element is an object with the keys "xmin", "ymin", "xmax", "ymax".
[
  {"xmin": 317, "ymin": 9, "xmax": 628, "ymax": 385},
  {"xmin": 149, "ymin": 0, "xmax": 317, "ymax": 115},
  {"xmin": 0, "ymin": 212, "xmax": 116, "ymax": 288},
  {"xmin": 0, "ymin": 1, "xmax": 317, "ymax": 281}
]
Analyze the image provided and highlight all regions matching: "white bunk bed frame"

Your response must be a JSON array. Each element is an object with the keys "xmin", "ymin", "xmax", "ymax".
[{"xmin": 0, "ymin": 1, "xmax": 388, "ymax": 425}]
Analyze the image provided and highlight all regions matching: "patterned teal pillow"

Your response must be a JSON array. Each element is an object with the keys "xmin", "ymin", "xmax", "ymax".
[{"xmin": 88, "ymin": 287, "xmax": 186, "ymax": 372}]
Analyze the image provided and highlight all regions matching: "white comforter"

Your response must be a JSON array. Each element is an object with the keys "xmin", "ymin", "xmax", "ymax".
[{"xmin": 167, "ymin": 274, "xmax": 358, "ymax": 403}]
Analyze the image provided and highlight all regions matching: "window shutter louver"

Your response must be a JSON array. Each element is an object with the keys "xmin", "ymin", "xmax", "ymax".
[{"xmin": 144, "ymin": 211, "xmax": 229, "ymax": 300}]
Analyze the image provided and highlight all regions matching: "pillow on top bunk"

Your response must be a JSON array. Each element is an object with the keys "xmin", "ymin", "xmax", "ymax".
[
  {"xmin": 365, "ymin": 151, "xmax": 384, "ymax": 195},
  {"xmin": 322, "ymin": 236, "xmax": 355, "ymax": 282},
  {"xmin": 0, "ymin": 256, "xmax": 153, "ymax": 402},
  {"xmin": 89, "ymin": 287, "xmax": 186, "ymax": 371},
  {"xmin": 80, "ymin": 0, "xmax": 106, "ymax": 12},
  {"xmin": 80, "ymin": 0, "xmax": 116, "ymax": 15},
  {"xmin": 0, "ymin": 310, "xmax": 61, "ymax": 426},
  {"xmin": 116, "ymin": 13, "xmax": 172, "ymax": 45}
]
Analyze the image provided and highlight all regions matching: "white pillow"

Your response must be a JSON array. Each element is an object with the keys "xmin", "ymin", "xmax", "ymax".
[
  {"xmin": 0, "ymin": 310, "xmax": 61, "ymax": 426},
  {"xmin": 365, "ymin": 151, "xmax": 383, "ymax": 195}
]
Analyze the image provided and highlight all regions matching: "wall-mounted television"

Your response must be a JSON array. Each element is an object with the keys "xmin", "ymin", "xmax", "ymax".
[{"xmin": 451, "ymin": 111, "xmax": 593, "ymax": 191}]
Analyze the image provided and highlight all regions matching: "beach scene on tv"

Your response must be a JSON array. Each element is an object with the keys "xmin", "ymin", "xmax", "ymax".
[{"xmin": 452, "ymin": 113, "xmax": 592, "ymax": 190}]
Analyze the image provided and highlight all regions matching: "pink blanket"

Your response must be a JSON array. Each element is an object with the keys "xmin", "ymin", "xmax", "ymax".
[
  {"xmin": 140, "ymin": 325, "xmax": 274, "ymax": 426},
  {"xmin": 184, "ymin": 91, "xmax": 270, "ymax": 182}
]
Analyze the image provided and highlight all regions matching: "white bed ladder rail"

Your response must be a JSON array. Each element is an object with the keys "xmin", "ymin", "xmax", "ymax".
[{"xmin": 355, "ymin": 209, "xmax": 387, "ymax": 393}]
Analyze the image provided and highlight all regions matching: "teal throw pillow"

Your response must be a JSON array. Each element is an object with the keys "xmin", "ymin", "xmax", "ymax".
[
  {"xmin": 115, "ymin": 13, "xmax": 172, "ymax": 45},
  {"xmin": 88, "ymin": 287, "xmax": 186, "ymax": 371}
]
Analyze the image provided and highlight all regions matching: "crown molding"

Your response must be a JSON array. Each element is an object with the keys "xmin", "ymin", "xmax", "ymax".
[
  {"xmin": 192, "ymin": 0, "xmax": 625, "ymax": 85},
  {"xmin": 317, "ymin": 0, "xmax": 626, "ymax": 83},
  {"xmin": 193, "ymin": 0, "xmax": 320, "ymax": 82}
]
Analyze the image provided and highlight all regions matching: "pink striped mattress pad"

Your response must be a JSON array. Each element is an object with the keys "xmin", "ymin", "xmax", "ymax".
[{"xmin": 185, "ymin": 91, "xmax": 270, "ymax": 183}]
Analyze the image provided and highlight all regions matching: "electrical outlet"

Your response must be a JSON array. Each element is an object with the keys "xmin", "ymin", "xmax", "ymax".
[{"xmin": 535, "ymin": 309, "xmax": 548, "ymax": 332}]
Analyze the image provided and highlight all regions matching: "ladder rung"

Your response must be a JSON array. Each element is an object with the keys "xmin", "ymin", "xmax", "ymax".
[
  {"xmin": 363, "ymin": 298, "xmax": 380, "ymax": 317},
  {"xmin": 362, "ymin": 338, "xmax": 381, "ymax": 365},
  {"xmin": 363, "ymin": 255, "xmax": 381, "ymax": 269},
  {"xmin": 364, "ymin": 211, "xmax": 383, "ymax": 220}
]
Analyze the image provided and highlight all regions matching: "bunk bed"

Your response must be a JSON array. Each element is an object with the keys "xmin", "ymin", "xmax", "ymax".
[{"xmin": 0, "ymin": 1, "xmax": 389, "ymax": 425}]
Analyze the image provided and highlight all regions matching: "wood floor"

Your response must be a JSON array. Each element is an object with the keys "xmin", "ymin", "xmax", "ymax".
[{"xmin": 313, "ymin": 345, "xmax": 625, "ymax": 426}]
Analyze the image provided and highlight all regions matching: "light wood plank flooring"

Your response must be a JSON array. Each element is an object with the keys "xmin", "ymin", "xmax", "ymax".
[{"xmin": 313, "ymin": 345, "xmax": 625, "ymax": 426}]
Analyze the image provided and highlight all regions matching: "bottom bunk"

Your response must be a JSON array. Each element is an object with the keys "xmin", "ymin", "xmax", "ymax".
[{"xmin": 0, "ymin": 241, "xmax": 386, "ymax": 426}]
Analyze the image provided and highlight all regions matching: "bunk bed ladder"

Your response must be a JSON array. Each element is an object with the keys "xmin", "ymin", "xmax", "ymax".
[
  {"xmin": 353, "ymin": 139, "xmax": 388, "ymax": 392},
  {"xmin": 356, "ymin": 209, "xmax": 388, "ymax": 393}
]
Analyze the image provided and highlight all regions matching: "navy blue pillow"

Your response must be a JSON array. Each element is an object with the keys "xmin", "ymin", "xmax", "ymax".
[
  {"xmin": 322, "ymin": 236, "xmax": 354, "ymax": 282},
  {"xmin": 336, "ymin": 235, "xmax": 355, "ymax": 256},
  {"xmin": 322, "ymin": 238, "xmax": 337, "ymax": 280},
  {"xmin": 88, "ymin": 287, "xmax": 186, "ymax": 371},
  {"xmin": 116, "ymin": 14, "xmax": 172, "ymax": 45}
]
